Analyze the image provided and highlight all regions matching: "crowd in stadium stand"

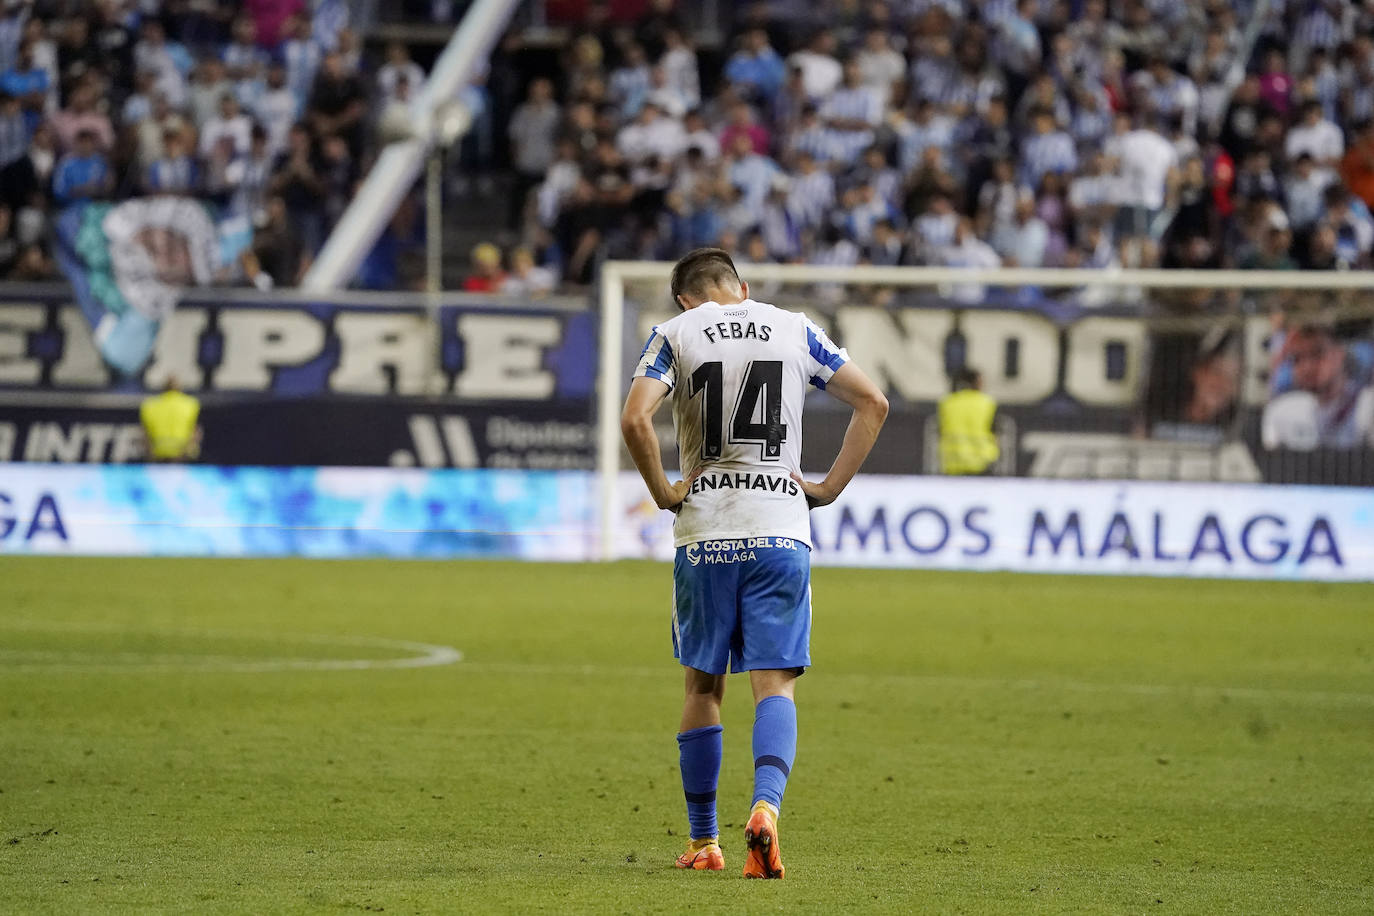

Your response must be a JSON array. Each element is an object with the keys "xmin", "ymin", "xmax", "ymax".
[
  {"xmin": 0, "ymin": 0, "xmax": 391, "ymax": 287},
  {"xmin": 3, "ymin": 0, "xmax": 1374, "ymax": 291},
  {"xmin": 499, "ymin": 0, "xmax": 1374, "ymax": 289}
]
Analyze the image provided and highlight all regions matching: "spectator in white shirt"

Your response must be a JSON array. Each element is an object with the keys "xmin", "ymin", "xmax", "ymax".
[
  {"xmin": 726, "ymin": 131, "xmax": 781, "ymax": 207},
  {"xmin": 822, "ymin": 60, "xmax": 882, "ymax": 131},
  {"xmin": 134, "ymin": 19, "xmax": 189, "ymax": 109},
  {"xmin": 855, "ymin": 28, "xmax": 904, "ymax": 107},
  {"xmin": 536, "ymin": 139, "xmax": 582, "ymax": 228},
  {"xmin": 1136, "ymin": 57, "xmax": 1199, "ymax": 137},
  {"xmin": 939, "ymin": 217, "xmax": 1003, "ymax": 303},
  {"xmin": 914, "ymin": 192, "xmax": 959, "ymax": 257},
  {"xmin": 1068, "ymin": 149, "xmax": 1120, "ymax": 236},
  {"xmin": 500, "ymin": 246, "xmax": 557, "ymax": 297},
  {"xmin": 994, "ymin": 190, "xmax": 1049, "ymax": 266},
  {"xmin": 645, "ymin": 65, "xmax": 689, "ymax": 119},
  {"xmin": 377, "ymin": 42, "xmax": 424, "ymax": 105},
  {"xmin": 681, "ymin": 110, "xmax": 720, "ymax": 161},
  {"xmin": 253, "ymin": 62, "xmax": 298, "ymax": 158},
  {"xmin": 1285, "ymin": 99, "xmax": 1345, "ymax": 167},
  {"xmin": 1323, "ymin": 185, "xmax": 1374, "ymax": 263},
  {"xmin": 1114, "ymin": 117, "xmax": 1179, "ymax": 236},
  {"xmin": 609, "ymin": 44, "xmax": 653, "ymax": 119},
  {"xmin": 1284, "ymin": 152, "xmax": 1336, "ymax": 229},
  {"xmin": 198, "ymin": 92, "xmax": 252, "ymax": 158},
  {"xmin": 615, "ymin": 100, "xmax": 685, "ymax": 164},
  {"xmin": 188, "ymin": 57, "xmax": 234, "ymax": 129},
  {"xmin": 787, "ymin": 30, "xmax": 843, "ymax": 101},
  {"xmin": 658, "ymin": 28, "xmax": 700, "ymax": 110},
  {"xmin": 894, "ymin": 98, "xmax": 955, "ymax": 173}
]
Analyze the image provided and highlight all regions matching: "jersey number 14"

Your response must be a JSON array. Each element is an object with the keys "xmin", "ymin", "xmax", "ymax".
[{"xmin": 689, "ymin": 360, "xmax": 788, "ymax": 461}]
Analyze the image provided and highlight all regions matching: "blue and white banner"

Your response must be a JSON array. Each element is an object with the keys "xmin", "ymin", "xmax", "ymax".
[
  {"xmin": 0, "ymin": 465, "xmax": 595, "ymax": 560},
  {"xmin": 0, "ymin": 288, "xmax": 597, "ymax": 400},
  {"xmin": 618, "ymin": 474, "xmax": 1374, "ymax": 581},
  {"xmin": 3, "ymin": 466, "xmax": 1370, "ymax": 580},
  {"xmin": 53, "ymin": 197, "xmax": 225, "ymax": 375}
]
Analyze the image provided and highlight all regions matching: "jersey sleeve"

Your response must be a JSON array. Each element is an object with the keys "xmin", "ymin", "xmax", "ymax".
[
  {"xmin": 633, "ymin": 325, "xmax": 677, "ymax": 390},
  {"xmin": 802, "ymin": 316, "xmax": 849, "ymax": 389}
]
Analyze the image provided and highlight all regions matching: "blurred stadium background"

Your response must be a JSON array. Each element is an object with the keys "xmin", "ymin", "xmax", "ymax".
[{"xmin": 1, "ymin": 0, "xmax": 1373, "ymax": 910}]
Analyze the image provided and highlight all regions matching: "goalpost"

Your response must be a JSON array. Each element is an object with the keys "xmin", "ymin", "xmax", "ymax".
[{"xmin": 596, "ymin": 263, "xmax": 1374, "ymax": 561}]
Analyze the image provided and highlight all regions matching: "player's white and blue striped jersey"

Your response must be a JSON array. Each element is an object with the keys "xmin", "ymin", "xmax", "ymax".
[{"xmin": 635, "ymin": 298, "xmax": 848, "ymax": 547}]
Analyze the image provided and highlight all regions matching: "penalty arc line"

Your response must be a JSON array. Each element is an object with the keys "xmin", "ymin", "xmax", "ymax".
[{"xmin": 0, "ymin": 624, "xmax": 462, "ymax": 674}]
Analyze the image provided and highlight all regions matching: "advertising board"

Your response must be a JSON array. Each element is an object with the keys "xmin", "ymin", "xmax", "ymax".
[{"xmin": 5, "ymin": 466, "xmax": 1368, "ymax": 581}]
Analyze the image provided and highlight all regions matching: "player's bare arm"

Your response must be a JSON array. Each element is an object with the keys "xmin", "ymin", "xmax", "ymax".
[
  {"xmin": 792, "ymin": 362, "xmax": 889, "ymax": 509},
  {"xmin": 621, "ymin": 375, "xmax": 692, "ymax": 511}
]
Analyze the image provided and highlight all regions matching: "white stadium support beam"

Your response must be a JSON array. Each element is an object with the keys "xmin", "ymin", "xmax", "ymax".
[
  {"xmin": 596, "ymin": 264, "xmax": 626, "ymax": 562},
  {"xmin": 301, "ymin": 0, "xmax": 520, "ymax": 292}
]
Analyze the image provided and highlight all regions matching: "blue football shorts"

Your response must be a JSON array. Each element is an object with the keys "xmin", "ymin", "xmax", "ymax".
[{"xmin": 671, "ymin": 536, "xmax": 812, "ymax": 675}]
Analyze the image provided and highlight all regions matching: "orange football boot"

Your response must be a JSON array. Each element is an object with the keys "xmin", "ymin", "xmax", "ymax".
[
  {"xmin": 675, "ymin": 836, "xmax": 725, "ymax": 871},
  {"xmin": 742, "ymin": 801, "xmax": 784, "ymax": 879}
]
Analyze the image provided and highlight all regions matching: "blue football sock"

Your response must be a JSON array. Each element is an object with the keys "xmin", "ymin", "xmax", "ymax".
[
  {"xmin": 752, "ymin": 695, "xmax": 797, "ymax": 812},
  {"xmin": 677, "ymin": 724, "xmax": 723, "ymax": 840}
]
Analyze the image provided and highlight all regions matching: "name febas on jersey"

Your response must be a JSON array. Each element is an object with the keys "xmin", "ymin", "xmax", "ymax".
[{"xmin": 634, "ymin": 298, "xmax": 849, "ymax": 548}]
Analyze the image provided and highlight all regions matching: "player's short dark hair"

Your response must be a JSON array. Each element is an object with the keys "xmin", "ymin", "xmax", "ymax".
[
  {"xmin": 670, "ymin": 248, "xmax": 742, "ymax": 304},
  {"xmin": 953, "ymin": 367, "xmax": 981, "ymax": 390}
]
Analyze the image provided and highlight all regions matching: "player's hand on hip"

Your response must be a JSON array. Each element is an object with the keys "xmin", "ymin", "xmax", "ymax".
[
  {"xmin": 790, "ymin": 473, "xmax": 837, "ymax": 509},
  {"xmin": 656, "ymin": 469, "xmax": 701, "ymax": 513}
]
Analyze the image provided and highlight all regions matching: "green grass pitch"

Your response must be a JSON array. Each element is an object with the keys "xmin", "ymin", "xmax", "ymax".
[{"xmin": 1, "ymin": 557, "xmax": 1372, "ymax": 914}]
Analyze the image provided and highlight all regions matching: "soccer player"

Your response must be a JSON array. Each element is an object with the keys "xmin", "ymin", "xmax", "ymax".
[{"xmin": 620, "ymin": 248, "xmax": 888, "ymax": 878}]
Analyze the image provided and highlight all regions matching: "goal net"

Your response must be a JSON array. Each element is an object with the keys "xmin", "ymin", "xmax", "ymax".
[{"xmin": 596, "ymin": 263, "xmax": 1374, "ymax": 559}]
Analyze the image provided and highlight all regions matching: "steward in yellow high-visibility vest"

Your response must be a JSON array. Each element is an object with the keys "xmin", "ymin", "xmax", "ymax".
[
  {"xmin": 140, "ymin": 381, "xmax": 202, "ymax": 462},
  {"xmin": 938, "ymin": 368, "xmax": 999, "ymax": 475}
]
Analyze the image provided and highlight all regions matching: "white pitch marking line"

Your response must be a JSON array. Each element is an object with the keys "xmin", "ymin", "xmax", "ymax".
[{"xmin": 0, "ymin": 624, "xmax": 461, "ymax": 674}]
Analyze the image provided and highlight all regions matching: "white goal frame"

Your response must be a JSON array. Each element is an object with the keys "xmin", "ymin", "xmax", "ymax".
[{"xmin": 595, "ymin": 262, "xmax": 1374, "ymax": 560}]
